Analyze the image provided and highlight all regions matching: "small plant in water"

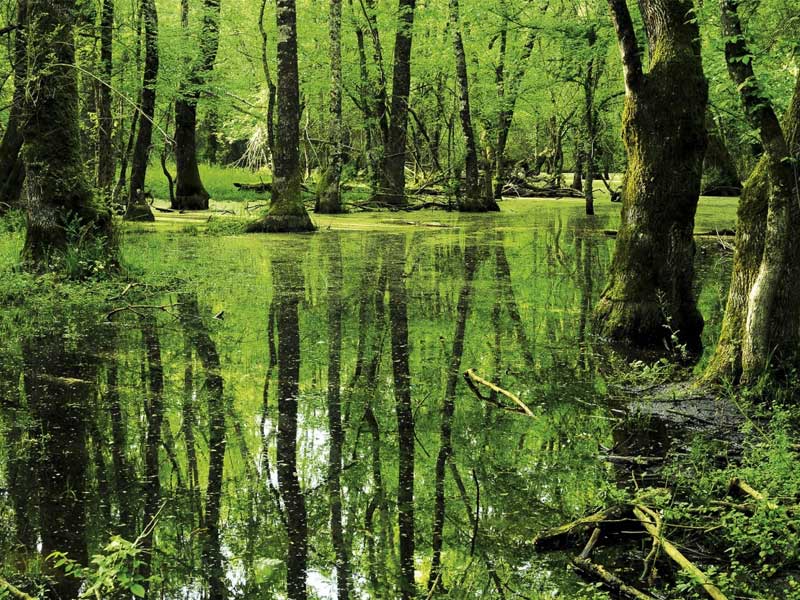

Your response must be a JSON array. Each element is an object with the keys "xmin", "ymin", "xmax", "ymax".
[{"xmin": 48, "ymin": 536, "xmax": 150, "ymax": 599}]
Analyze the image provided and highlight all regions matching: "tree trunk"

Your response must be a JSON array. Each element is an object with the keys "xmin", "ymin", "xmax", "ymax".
[
  {"xmin": 316, "ymin": 0, "xmax": 345, "ymax": 214},
  {"xmin": 386, "ymin": 235, "xmax": 416, "ymax": 599},
  {"xmin": 21, "ymin": 0, "xmax": 114, "ymax": 268},
  {"xmin": 248, "ymin": 0, "xmax": 314, "ymax": 232},
  {"xmin": 374, "ymin": 0, "xmax": 417, "ymax": 206},
  {"xmin": 173, "ymin": 0, "xmax": 221, "ymax": 210},
  {"xmin": 259, "ymin": 0, "xmax": 277, "ymax": 170},
  {"xmin": 702, "ymin": 1, "xmax": 800, "ymax": 384},
  {"xmin": 595, "ymin": 0, "xmax": 708, "ymax": 353},
  {"xmin": 0, "ymin": 0, "xmax": 27, "ymax": 215},
  {"xmin": 96, "ymin": 0, "xmax": 115, "ymax": 194},
  {"xmin": 271, "ymin": 254, "xmax": 308, "ymax": 600},
  {"xmin": 451, "ymin": 0, "xmax": 499, "ymax": 212},
  {"xmin": 493, "ymin": 15, "xmax": 538, "ymax": 200},
  {"xmin": 126, "ymin": 0, "xmax": 159, "ymax": 222}
]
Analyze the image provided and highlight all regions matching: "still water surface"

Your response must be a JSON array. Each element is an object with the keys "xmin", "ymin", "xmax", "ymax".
[{"xmin": 0, "ymin": 203, "xmax": 733, "ymax": 598}]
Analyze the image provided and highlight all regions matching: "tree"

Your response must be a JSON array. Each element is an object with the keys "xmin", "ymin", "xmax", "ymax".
[
  {"xmin": 96, "ymin": 0, "xmax": 115, "ymax": 195},
  {"xmin": 450, "ymin": 0, "xmax": 499, "ymax": 212},
  {"xmin": 173, "ymin": 0, "xmax": 222, "ymax": 210},
  {"xmin": 125, "ymin": 0, "xmax": 159, "ymax": 222},
  {"xmin": 0, "ymin": 0, "xmax": 27, "ymax": 215},
  {"xmin": 373, "ymin": 0, "xmax": 417, "ymax": 206},
  {"xmin": 703, "ymin": 0, "xmax": 800, "ymax": 385},
  {"xmin": 594, "ymin": 0, "xmax": 708, "ymax": 352},
  {"xmin": 21, "ymin": 0, "xmax": 114, "ymax": 269},
  {"xmin": 247, "ymin": 0, "xmax": 314, "ymax": 232},
  {"xmin": 316, "ymin": 0, "xmax": 345, "ymax": 214}
]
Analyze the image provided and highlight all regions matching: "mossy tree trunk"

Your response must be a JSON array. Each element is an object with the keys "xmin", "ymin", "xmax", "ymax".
[
  {"xmin": 172, "ymin": 0, "xmax": 221, "ymax": 211},
  {"xmin": 21, "ymin": 0, "xmax": 114, "ymax": 269},
  {"xmin": 316, "ymin": 0, "xmax": 345, "ymax": 214},
  {"xmin": 248, "ymin": 0, "xmax": 314, "ymax": 232},
  {"xmin": 450, "ymin": 0, "xmax": 499, "ymax": 212},
  {"xmin": 702, "ymin": 0, "xmax": 800, "ymax": 385},
  {"xmin": 595, "ymin": 0, "xmax": 708, "ymax": 352},
  {"xmin": 125, "ymin": 0, "xmax": 159, "ymax": 222},
  {"xmin": 0, "ymin": 0, "xmax": 27, "ymax": 215}
]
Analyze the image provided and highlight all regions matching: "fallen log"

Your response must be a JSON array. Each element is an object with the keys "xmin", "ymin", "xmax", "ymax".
[
  {"xmin": 502, "ymin": 184, "xmax": 584, "ymax": 199},
  {"xmin": 571, "ymin": 556, "xmax": 656, "ymax": 600},
  {"xmin": 532, "ymin": 505, "xmax": 633, "ymax": 551},
  {"xmin": 633, "ymin": 505, "xmax": 728, "ymax": 600},
  {"xmin": 234, "ymin": 181, "xmax": 271, "ymax": 193}
]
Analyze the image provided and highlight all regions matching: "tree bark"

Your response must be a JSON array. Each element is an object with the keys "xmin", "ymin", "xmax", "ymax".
[
  {"xmin": 172, "ymin": 0, "xmax": 221, "ymax": 210},
  {"xmin": 316, "ymin": 0, "xmax": 345, "ymax": 214},
  {"xmin": 126, "ymin": 0, "xmax": 159, "ymax": 222},
  {"xmin": 259, "ymin": 0, "xmax": 277, "ymax": 170},
  {"xmin": 451, "ymin": 0, "xmax": 499, "ymax": 212},
  {"xmin": 0, "ymin": 0, "xmax": 27, "ymax": 214},
  {"xmin": 702, "ymin": 0, "xmax": 800, "ymax": 384},
  {"xmin": 21, "ymin": 0, "xmax": 114, "ymax": 268},
  {"xmin": 96, "ymin": 0, "xmax": 115, "ymax": 194},
  {"xmin": 248, "ymin": 0, "xmax": 314, "ymax": 232},
  {"xmin": 595, "ymin": 0, "xmax": 708, "ymax": 353},
  {"xmin": 374, "ymin": 0, "xmax": 417, "ymax": 206}
]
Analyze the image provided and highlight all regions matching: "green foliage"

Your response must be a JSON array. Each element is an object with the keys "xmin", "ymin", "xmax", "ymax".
[{"xmin": 49, "ymin": 536, "xmax": 151, "ymax": 600}]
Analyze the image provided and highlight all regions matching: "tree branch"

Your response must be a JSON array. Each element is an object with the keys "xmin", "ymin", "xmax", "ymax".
[{"xmin": 606, "ymin": 0, "xmax": 643, "ymax": 94}]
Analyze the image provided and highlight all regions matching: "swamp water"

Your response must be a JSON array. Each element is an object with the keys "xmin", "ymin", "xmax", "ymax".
[{"xmin": 0, "ymin": 200, "xmax": 735, "ymax": 598}]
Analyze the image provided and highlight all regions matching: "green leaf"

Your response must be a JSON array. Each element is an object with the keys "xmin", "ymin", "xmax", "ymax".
[{"xmin": 131, "ymin": 584, "xmax": 146, "ymax": 598}]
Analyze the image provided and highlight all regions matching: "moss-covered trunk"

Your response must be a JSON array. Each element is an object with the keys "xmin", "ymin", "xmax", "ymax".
[
  {"xmin": 595, "ymin": 0, "xmax": 707, "ymax": 352},
  {"xmin": 316, "ymin": 0, "xmax": 345, "ymax": 214},
  {"xmin": 21, "ymin": 0, "xmax": 114, "ymax": 268},
  {"xmin": 173, "ymin": 0, "xmax": 221, "ymax": 211},
  {"xmin": 248, "ymin": 0, "xmax": 313, "ymax": 232},
  {"xmin": 703, "ymin": 1, "xmax": 800, "ymax": 384},
  {"xmin": 0, "ymin": 0, "xmax": 27, "ymax": 214}
]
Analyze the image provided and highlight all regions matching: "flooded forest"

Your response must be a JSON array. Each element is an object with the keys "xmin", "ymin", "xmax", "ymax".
[{"xmin": 0, "ymin": 0, "xmax": 799, "ymax": 599}]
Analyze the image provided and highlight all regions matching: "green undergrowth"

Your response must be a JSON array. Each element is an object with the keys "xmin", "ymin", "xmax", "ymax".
[{"xmin": 594, "ymin": 359, "xmax": 800, "ymax": 600}]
